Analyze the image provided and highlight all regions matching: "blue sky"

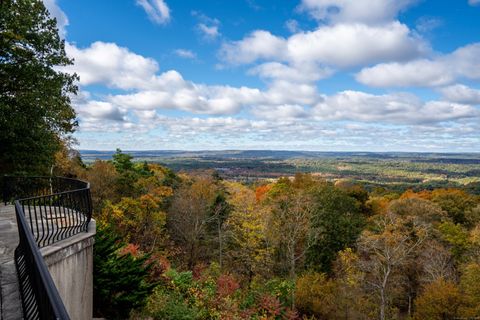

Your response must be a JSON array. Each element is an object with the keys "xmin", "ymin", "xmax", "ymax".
[{"xmin": 45, "ymin": 0, "xmax": 480, "ymax": 151}]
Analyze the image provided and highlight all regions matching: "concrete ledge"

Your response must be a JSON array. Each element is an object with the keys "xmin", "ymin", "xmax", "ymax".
[
  {"xmin": 41, "ymin": 219, "xmax": 96, "ymax": 320},
  {"xmin": 41, "ymin": 220, "xmax": 96, "ymax": 265}
]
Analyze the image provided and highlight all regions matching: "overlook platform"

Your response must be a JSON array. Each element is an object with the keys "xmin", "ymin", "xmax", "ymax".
[
  {"xmin": 0, "ymin": 204, "xmax": 96, "ymax": 320},
  {"xmin": 1, "ymin": 176, "xmax": 95, "ymax": 319}
]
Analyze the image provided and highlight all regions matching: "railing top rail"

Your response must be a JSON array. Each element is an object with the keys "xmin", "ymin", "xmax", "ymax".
[{"xmin": 1, "ymin": 175, "xmax": 90, "ymax": 204}]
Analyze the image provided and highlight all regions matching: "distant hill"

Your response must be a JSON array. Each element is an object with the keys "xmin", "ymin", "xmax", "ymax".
[{"xmin": 80, "ymin": 149, "xmax": 480, "ymax": 162}]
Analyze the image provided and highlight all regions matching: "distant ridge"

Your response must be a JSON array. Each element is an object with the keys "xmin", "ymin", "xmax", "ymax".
[{"xmin": 80, "ymin": 150, "xmax": 480, "ymax": 162}]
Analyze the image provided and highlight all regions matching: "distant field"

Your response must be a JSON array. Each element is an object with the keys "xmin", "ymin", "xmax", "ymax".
[{"xmin": 80, "ymin": 150, "xmax": 480, "ymax": 192}]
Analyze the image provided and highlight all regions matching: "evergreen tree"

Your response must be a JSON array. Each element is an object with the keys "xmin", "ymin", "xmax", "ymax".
[{"xmin": 93, "ymin": 224, "xmax": 155, "ymax": 319}]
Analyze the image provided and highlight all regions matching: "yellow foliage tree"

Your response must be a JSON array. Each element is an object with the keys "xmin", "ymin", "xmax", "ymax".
[
  {"xmin": 413, "ymin": 279, "xmax": 463, "ymax": 320},
  {"xmin": 224, "ymin": 182, "xmax": 272, "ymax": 282}
]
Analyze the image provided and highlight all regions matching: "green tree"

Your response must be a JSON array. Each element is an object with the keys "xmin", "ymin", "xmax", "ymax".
[
  {"xmin": 0, "ymin": 0, "xmax": 78, "ymax": 174},
  {"xmin": 307, "ymin": 183, "xmax": 365, "ymax": 273},
  {"xmin": 93, "ymin": 224, "xmax": 155, "ymax": 319}
]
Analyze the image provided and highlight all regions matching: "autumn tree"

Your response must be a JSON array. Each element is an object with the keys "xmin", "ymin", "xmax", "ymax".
[
  {"xmin": 459, "ymin": 262, "xmax": 480, "ymax": 316},
  {"xmin": 0, "ymin": 0, "xmax": 78, "ymax": 174},
  {"xmin": 82, "ymin": 160, "xmax": 120, "ymax": 211},
  {"xmin": 430, "ymin": 189, "xmax": 478, "ymax": 225},
  {"xmin": 167, "ymin": 175, "xmax": 220, "ymax": 268},
  {"xmin": 101, "ymin": 192, "xmax": 171, "ymax": 253},
  {"xmin": 413, "ymin": 279, "xmax": 463, "ymax": 320},
  {"xmin": 332, "ymin": 248, "xmax": 372, "ymax": 319},
  {"xmin": 224, "ymin": 182, "xmax": 272, "ymax": 282},
  {"xmin": 266, "ymin": 177, "xmax": 315, "ymax": 281},
  {"xmin": 357, "ymin": 212, "xmax": 429, "ymax": 320},
  {"xmin": 295, "ymin": 272, "xmax": 337, "ymax": 317}
]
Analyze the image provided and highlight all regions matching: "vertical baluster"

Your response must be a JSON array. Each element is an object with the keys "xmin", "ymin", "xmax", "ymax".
[
  {"xmin": 65, "ymin": 192, "xmax": 74, "ymax": 238},
  {"xmin": 32, "ymin": 198, "xmax": 42, "ymax": 246},
  {"xmin": 52, "ymin": 195, "xmax": 61, "ymax": 243},
  {"xmin": 80, "ymin": 189, "xmax": 88, "ymax": 231},
  {"xmin": 41, "ymin": 196, "xmax": 50, "ymax": 247},
  {"xmin": 59, "ymin": 193, "xmax": 68, "ymax": 241}
]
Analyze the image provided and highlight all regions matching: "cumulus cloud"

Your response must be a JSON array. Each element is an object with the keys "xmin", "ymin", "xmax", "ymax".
[
  {"xmin": 314, "ymin": 90, "xmax": 478, "ymax": 124},
  {"xmin": 75, "ymin": 100, "xmax": 127, "ymax": 122},
  {"xmin": 249, "ymin": 62, "xmax": 333, "ymax": 83},
  {"xmin": 174, "ymin": 49, "xmax": 196, "ymax": 59},
  {"xmin": 136, "ymin": 0, "xmax": 170, "ymax": 25},
  {"xmin": 287, "ymin": 22, "xmax": 425, "ymax": 67},
  {"xmin": 65, "ymin": 42, "xmax": 322, "ymax": 116},
  {"xmin": 298, "ymin": 0, "xmax": 417, "ymax": 25},
  {"xmin": 78, "ymin": 112, "xmax": 480, "ymax": 152},
  {"xmin": 439, "ymin": 84, "xmax": 480, "ymax": 104},
  {"xmin": 108, "ymin": 85, "xmax": 263, "ymax": 115},
  {"xmin": 220, "ymin": 30, "xmax": 286, "ymax": 64},
  {"xmin": 356, "ymin": 43, "xmax": 480, "ymax": 87},
  {"xmin": 251, "ymin": 104, "xmax": 310, "ymax": 121},
  {"xmin": 42, "ymin": 0, "xmax": 69, "ymax": 37},
  {"xmin": 220, "ymin": 22, "xmax": 425, "ymax": 68},
  {"xmin": 192, "ymin": 11, "xmax": 221, "ymax": 40},
  {"xmin": 64, "ymin": 42, "xmax": 159, "ymax": 89},
  {"xmin": 64, "ymin": 38, "xmax": 480, "ymax": 153}
]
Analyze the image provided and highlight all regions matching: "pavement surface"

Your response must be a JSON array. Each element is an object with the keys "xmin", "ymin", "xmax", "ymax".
[{"xmin": 0, "ymin": 205, "xmax": 22, "ymax": 320}]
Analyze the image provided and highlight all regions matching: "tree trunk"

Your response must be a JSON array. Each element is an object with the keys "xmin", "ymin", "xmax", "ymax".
[{"xmin": 218, "ymin": 219, "xmax": 223, "ymax": 269}]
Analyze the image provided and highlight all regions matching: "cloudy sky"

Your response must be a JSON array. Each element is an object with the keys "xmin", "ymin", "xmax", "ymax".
[{"xmin": 45, "ymin": 0, "xmax": 480, "ymax": 151}]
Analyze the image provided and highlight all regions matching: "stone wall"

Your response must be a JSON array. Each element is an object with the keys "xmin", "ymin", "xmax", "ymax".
[{"xmin": 41, "ymin": 220, "xmax": 96, "ymax": 320}]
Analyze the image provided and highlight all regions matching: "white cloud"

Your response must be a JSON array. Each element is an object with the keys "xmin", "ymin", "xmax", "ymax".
[
  {"xmin": 415, "ymin": 16, "xmax": 442, "ymax": 33},
  {"xmin": 287, "ymin": 22, "xmax": 425, "ymax": 67},
  {"xmin": 439, "ymin": 84, "xmax": 480, "ymax": 104},
  {"xmin": 174, "ymin": 49, "xmax": 196, "ymax": 59},
  {"xmin": 249, "ymin": 62, "xmax": 333, "ymax": 83},
  {"xmin": 64, "ymin": 42, "xmax": 159, "ymax": 89},
  {"xmin": 220, "ymin": 30, "xmax": 287, "ymax": 65},
  {"xmin": 42, "ymin": 0, "xmax": 69, "ymax": 37},
  {"xmin": 469, "ymin": 0, "xmax": 480, "ymax": 6},
  {"xmin": 314, "ymin": 90, "xmax": 478, "ymax": 124},
  {"xmin": 77, "ymin": 101, "xmax": 127, "ymax": 122},
  {"xmin": 64, "ymin": 39, "xmax": 480, "ymax": 153},
  {"xmin": 198, "ymin": 23, "xmax": 220, "ymax": 39},
  {"xmin": 192, "ymin": 11, "xmax": 221, "ymax": 40},
  {"xmin": 285, "ymin": 19, "xmax": 300, "ymax": 33},
  {"xmin": 78, "ymin": 112, "xmax": 480, "ymax": 152},
  {"xmin": 108, "ymin": 85, "xmax": 263, "ymax": 115},
  {"xmin": 220, "ymin": 22, "xmax": 425, "ymax": 68},
  {"xmin": 251, "ymin": 104, "xmax": 309, "ymax": 121},
  {"xmin": 136, "ymin": 0, "xmax": 170, "ymax": 25},
  {"xmin": 65, "ymin": 41, "xmax": 321, "ymax": 115},
  {"xmin": 356, "ymin": 43, "xmax": 480, "ymax": 87},
  {"xmin": 298, "ymin": 0, "xmax": 417, "ymax": 25}
]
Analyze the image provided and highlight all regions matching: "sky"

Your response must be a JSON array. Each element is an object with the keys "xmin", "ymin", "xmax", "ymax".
[{"xmin": 44, "ymin": 0, "xmax": 480, "ymax": 152}]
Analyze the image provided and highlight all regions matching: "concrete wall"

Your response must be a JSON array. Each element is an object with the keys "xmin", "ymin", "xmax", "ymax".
[{"xmin": 41, "ymin": 220, "xmax": 96, "ymax": 320}]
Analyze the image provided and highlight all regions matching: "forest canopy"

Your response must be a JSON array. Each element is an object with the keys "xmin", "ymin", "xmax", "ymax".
[{"xmin": 61, "ymin": 149, "xmax": 480, "ymax": 320}]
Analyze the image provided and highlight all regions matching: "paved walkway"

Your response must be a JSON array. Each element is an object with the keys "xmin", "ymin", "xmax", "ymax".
[{"xmin": 0, "ymin": 205, "xmax": 22, "ymax": 320}]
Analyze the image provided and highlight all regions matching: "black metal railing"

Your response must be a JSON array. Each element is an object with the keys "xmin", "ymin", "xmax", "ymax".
[
  {"xmin": 14, "ymin": 201, "xmax": 70, "ymax": 319},
  {"xmin": 2, "ymin": 176, "xmax": 93, "ymax": 320},
  {"xmin": 2, "ymin": 176, "xmax": 92, "ymax": 247}
]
